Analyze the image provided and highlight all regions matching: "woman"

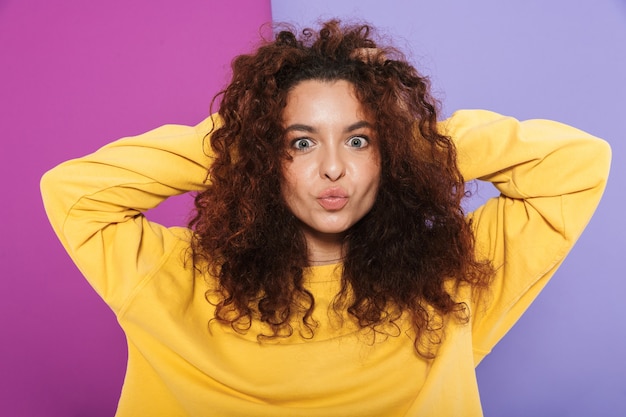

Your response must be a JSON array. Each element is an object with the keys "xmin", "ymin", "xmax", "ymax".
[{"xmin": 41, "ymin": 20, "xmax": 610, "ymax": 417}]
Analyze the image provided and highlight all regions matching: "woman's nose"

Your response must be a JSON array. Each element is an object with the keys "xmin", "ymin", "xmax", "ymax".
[{"xmin": 319, "ymin": 146, "xmax": 346, "ymax": 181}]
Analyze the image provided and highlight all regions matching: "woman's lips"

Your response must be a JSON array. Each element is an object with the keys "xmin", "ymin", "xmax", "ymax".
[{"xmin": 317, "ymin": 188, "xmax": 348, "ymax": 211}]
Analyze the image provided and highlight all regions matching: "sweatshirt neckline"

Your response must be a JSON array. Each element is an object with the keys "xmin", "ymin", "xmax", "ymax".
[{"xmin": 304, "ymin": 263, "xmax": 343, "ymax": 283}]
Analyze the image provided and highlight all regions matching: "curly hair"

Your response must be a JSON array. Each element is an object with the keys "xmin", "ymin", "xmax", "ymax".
[{"xmin": 189, "ymin": 20, "xmax": 493, "ymax": 357}]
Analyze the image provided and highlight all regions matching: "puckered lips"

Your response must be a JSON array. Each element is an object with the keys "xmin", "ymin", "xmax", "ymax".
[{"xmin": 317, "ymin": 187, "xmax": 349, "ymax": 211}]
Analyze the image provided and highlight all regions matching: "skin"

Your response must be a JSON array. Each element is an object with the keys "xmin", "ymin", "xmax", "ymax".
[{"xmin": 281, "ymin": 79, "xmax": 381, "ymax": 265}]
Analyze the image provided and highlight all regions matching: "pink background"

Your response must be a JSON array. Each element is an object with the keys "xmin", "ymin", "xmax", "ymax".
[
  {"xmin": 2, "ymin": 0, "xmax": 624, "ymax": 416},
  {"xmin": 0, "ymin": 1, "xmax": 271, "ymax": 415}
]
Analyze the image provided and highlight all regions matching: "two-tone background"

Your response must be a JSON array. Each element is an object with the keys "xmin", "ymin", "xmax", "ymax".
[{"xmin": 1, "ymin": 1, "xmax": 624, "ymax": 415}]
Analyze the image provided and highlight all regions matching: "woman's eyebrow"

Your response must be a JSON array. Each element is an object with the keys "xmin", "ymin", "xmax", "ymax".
[
  {"xmin": 344, "ymin": 120, "xmax": 373, "ymax": 133},
  {"xmin": 284, "ymin": 120, "xmax": 373, "ymax": 134},
  {"xmin": 284, "ymin": 124, "xmax": 316, "ymax": 133}
]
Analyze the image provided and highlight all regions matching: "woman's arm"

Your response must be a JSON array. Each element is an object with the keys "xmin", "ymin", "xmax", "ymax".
[
  {"xmin": 40, "ymin": 116, "xmax": 218, "ymax": 312},
  {"xmin": 441, "ymin": 109, "xmax": 611, "ymax": 365}
]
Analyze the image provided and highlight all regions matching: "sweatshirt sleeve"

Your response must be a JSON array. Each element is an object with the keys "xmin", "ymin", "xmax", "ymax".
[
  {"xmin": 40, "ymin": 116, "xmax": 219, "ymax": 313},
  {"xmin": 441, "ymin": 110, "xmax": 611, "ymax": 365}
]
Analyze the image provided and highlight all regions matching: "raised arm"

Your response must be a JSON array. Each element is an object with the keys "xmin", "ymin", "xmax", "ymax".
[
  {"xmin": 441, "ymin": 109, "xmax": 611, "ymax": 364},
  {"xmin": 40, "ymin": 116, "xmax": 218, "ymax": 312}
]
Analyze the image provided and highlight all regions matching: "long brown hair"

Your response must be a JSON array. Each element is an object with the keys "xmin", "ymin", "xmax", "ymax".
[{"xmin": 189, "ymin": 20, "xmax": 492, "ymax": 356}]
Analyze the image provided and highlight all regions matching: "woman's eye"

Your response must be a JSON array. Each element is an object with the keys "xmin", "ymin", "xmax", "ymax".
[
  {"xmin": 292, "ymin": 138, "xmax": 314, "ymax": 151},
  {"xmin": 347, "ymin": 136, "xmax": 369, "ymax": 148}
]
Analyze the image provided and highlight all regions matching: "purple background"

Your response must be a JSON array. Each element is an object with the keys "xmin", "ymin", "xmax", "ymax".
[
  {"xmin": 1, "ymin": 0, "xmax": 624, "ymax": 416},
  {"xmin": 271, "ymin": 1, "xmax": 626, "ymax": 416}
]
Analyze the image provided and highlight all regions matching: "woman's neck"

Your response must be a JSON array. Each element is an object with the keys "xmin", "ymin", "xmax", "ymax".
[
  {"xmin": 302, "ymin": 229, "xmax": 346, "ymax": 266},
  {"xmin": 308, "ymin": 255, "xmax": 344, "ymax": 266}
]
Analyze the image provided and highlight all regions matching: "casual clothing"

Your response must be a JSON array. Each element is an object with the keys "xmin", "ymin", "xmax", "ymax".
[{"xmin": 41, "ymin": 110, "xmax": 610, "ymax": 416}]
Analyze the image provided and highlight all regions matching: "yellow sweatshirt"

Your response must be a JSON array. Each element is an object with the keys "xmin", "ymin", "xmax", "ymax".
[{"xmin": 41, "ymin": 110, "xmax": 610, "ymax": 416}]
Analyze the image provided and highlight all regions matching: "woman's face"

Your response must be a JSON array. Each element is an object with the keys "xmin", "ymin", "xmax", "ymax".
[{"xmin": 281, "ymin": 79, "xmax": 381, "ymax": 244}]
